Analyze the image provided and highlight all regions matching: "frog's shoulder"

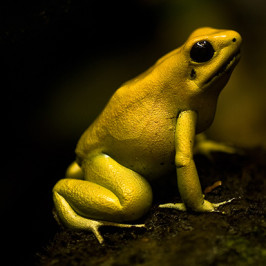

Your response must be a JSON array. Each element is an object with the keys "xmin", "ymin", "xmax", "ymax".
[{"xmin": 75, "ymin": 84, "xmax": 154, "ymax": 156}]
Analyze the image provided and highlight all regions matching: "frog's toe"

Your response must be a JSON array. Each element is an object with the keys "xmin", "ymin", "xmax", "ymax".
[
  {"xmin": 212, "ymin": 197, "xmax": 238, "ymax": 209},
  {"xmin": 158, "ymin": 202, "xmax": 187, "ymax": 211},
  {"xmin": 99, "ymin": 220, "xmax": 146, "ymax": 229},
  {"xmin": 92, "ymin": 220, "xmax": 146, "ymax": 243},
  {"xmin": 90, "ymin": 222, "xmax": 104, "ymax": 244}
]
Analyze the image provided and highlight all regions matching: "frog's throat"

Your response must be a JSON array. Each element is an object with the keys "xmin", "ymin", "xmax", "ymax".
[{"xmin": 205, "ymin": 49, "xmax": 241, "ymax": 85}]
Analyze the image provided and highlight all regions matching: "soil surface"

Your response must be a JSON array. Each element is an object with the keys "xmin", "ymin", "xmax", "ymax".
[{"xmin": 38, "ymin": 148, "xmax": 266, "ymax": 266}]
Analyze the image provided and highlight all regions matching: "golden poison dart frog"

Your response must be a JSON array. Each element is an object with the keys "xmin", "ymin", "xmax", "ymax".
[{"xmin": 53, "ymin": 27, "xmax": 242, "ymax": 243}]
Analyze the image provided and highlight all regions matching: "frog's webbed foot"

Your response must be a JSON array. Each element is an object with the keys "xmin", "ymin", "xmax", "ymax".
[
  {"xmin": 211, "ymin": 197, "xmax": 238, "ymax": 210},
  {"xmin": 54, "ymin": 207, "xmax": 145, "ymax": 244},
  {"xmin": 159, "ymin": 198, "xmax": 238, "ymax": 213},
  {"xmin": 83, "ymin": 220, "xmax": 146, "ymax": 244}
]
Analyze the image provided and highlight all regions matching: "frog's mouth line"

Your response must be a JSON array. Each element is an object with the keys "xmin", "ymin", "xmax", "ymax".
[{"xmin": 205, "ymin": 49, "xmax": 241, "ymax": 84}]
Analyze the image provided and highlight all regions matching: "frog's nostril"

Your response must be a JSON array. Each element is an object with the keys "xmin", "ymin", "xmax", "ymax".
[{"xmin": 232, "ymin": 38, "xmax": 237, "ymax": 42}]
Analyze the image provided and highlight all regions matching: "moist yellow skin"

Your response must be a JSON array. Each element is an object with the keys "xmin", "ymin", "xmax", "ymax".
[{"xmin": 53, "ymin": 27, "xmax": 242, "ymax": 243}]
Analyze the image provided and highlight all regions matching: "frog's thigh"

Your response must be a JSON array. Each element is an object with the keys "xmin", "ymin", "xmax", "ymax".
[{"xmin": 53, "ymin": 154, "xmax": 152, "ymax": 223}]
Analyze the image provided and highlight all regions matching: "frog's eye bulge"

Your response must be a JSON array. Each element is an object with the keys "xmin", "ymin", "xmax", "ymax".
[{"xmin": 190, "ymin": 41, "xmax": 215, "ymax": 63}]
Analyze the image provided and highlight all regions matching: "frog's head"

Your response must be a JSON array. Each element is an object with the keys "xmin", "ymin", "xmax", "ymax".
[{"xmin": 182, "ymin": 27, "xmax": 242, "ymax": 93}]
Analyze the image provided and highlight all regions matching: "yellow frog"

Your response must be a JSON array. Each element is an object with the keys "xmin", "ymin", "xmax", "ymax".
[{"xmin": 53, "ymin": 27, "xmax": 242, "ymax": 243}]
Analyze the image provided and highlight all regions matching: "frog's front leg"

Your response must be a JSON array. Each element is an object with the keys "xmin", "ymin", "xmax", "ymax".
[
  {"xmin": 53, "ymin": 154, "xmax": 153, "ymax": 243},
  {"xmin": 159, "ymin": 110, "xmax": 230, "ymax": 212}
]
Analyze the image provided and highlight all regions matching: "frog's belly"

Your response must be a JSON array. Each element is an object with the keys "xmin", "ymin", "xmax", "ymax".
[{"xmin": 105, "ymin": 129, "xmax": 176, "ymax": 180}]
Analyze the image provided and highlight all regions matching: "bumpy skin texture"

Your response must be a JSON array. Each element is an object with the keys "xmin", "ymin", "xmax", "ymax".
[{"xmin": 53, "ymin": 27, "xmax": 242, "ymax": 243}]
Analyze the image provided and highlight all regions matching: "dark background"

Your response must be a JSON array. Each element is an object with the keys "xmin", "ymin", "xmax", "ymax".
[{"xmin": 2, "ymin": 1, "xmax": 265, "ymax": 264}]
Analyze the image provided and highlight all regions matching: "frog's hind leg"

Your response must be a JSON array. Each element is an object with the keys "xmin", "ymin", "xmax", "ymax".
[
  {"xmin": 53, "ymin": 154, "xmax": 153, "ymax": 243},
  {"xmin": 53, "ymin": 190, "xmax": 146, "ymax": 244}
]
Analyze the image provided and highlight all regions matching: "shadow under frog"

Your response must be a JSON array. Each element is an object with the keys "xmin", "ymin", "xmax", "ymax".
[{"xmin": 53, "ymin": 27, "xmax": 242, "ymax": 243}]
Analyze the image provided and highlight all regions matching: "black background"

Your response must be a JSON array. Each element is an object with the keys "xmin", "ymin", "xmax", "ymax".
[{"xmin": 3, "ymin": 1, "xmax": 160, "ymax": 264}]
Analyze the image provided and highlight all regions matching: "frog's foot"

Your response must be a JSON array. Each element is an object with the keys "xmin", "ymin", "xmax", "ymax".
[
  {"xmin": 159, "ymin": 198, "xmax": 237, "ymax": 213},
  {"xmin": 203, "ymin": 197, "xmax": 239, "ymax": 213},
  {"xmin": 81, "ymin": 219, "xmax": 146, "ymax": 244},
  {"xmin": 58, "ymin": 212, "xmax": 145, "ymax": 244},
  {"xmin": 194, "ymin": 140, "xmax": 237, "ymax": 160},
  {"xmin": 211, "ymin": 197, "xmax": 237, "ymax": 209},
  {"xmin": 194, "ymin": 134, "xmax": 240, "ymax": 160}
]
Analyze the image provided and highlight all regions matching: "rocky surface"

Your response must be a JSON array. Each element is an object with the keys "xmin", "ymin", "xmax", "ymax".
[{"xmin": 38, "ymin": 148, "xmax": 266, "ymax": 266}]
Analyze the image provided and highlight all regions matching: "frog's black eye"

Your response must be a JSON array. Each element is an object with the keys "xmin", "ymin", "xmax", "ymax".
[{"xmin": 190, "ymin": 41, "xmax": 215, "ymax": 63}]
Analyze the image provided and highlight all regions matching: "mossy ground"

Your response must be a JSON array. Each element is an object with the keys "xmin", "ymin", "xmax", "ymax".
[{"xmin": 38, "ymin": 148, "xmax": 266, "ymax": 266}]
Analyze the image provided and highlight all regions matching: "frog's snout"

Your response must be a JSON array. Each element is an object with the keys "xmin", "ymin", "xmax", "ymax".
[{"xmin": 228, "ymin": 30, "xmax": 242, "ymax": 47}]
